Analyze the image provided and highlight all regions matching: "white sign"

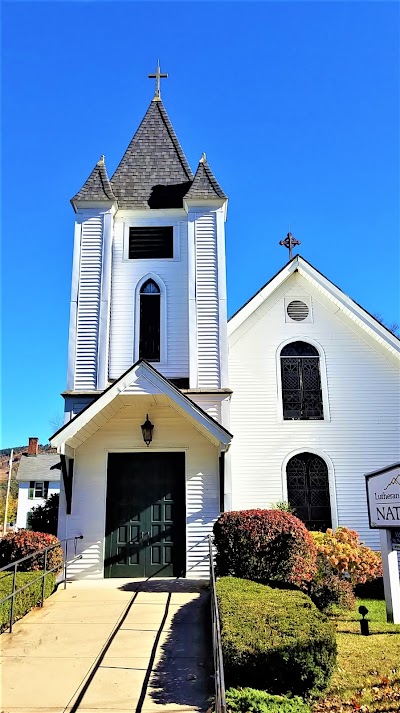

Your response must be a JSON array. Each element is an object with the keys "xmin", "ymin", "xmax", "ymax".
[
  {"xmin": 392, "ymin": 529, "xmax": 400, "ymax": 552},
  {"xmin": 366, "ymin": 464, "xmax": 400, "ymax": 624},
  {"xmin": 366, "ymin": 464, "xmax": 400, "ymax": 529}
]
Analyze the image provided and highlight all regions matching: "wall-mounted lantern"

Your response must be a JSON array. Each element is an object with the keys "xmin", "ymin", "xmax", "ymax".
[{"xmin": 141, "ymin": 414, "xmax": 154, "ymax": 447}]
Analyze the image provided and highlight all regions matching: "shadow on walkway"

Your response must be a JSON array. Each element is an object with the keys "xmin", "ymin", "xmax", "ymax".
[
  {"xmin": 1, "ymin": 576, "xmax": 214, "ymax": 713},
  {"xmin": 70, "ymin": 579, "xmax": 213, "ymax": 713},
  {"xmin": 148, "ymin": 588, "xmax": 213, "ymax": 710},
  {"xmin": 117, "ymin": 578, "xmax": 208, "ymax": 593}
]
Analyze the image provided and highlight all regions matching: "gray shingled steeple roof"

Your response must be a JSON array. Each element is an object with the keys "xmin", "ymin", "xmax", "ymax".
[
  {"xmin": 71, "ymin": 156, "xmax": 116, "ymax": 206},
  {"xmin": 110, "ymin": 99, "xmax": 194, "ymax": 209},
  {"xmin": 184, "ymin": 154, "xmax": 227, "ymax": 201}
]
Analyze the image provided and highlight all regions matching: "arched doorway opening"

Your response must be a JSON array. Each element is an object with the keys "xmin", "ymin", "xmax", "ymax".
[{"xmin": 286, "ymin": 452, "xmax": 332, "ymax": 531}]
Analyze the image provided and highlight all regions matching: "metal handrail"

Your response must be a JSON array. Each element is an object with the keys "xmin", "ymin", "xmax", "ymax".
[
  {"xmin": 209, "ymin": 534, "xmax": 226, "ymax": 713},
  {"xmin": 0, "ymin": 535, "xmax": 83, "ymax": 633}
]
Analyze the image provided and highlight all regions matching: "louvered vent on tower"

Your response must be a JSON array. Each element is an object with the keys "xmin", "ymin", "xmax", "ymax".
[
  {"xmin": 284, "ymin": 297, "xmax": 312, "ymax": 323},
  {"xmin": 74, "ymin": 215, "xmax": 104, "ymax": 390},
  {"xmin": 128, "ymin": 227, "xmax": 173, "ymax": 259}
]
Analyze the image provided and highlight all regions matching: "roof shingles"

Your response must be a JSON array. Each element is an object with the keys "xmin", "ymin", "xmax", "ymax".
[
  {"xmin": 71, "ymin": 98, "xmax": 227, "ymax": 211},
  {"xmin": 71, "ymin": 157, "xmax": 116, "ymax": 205},
  {"xmin": 184, "ymin": 155, "xmax": 227, "ymax": 201},
  {"xmin": 110, "ymin": 100, "xmax": 194, "ymax": 209},
  {"xmin": 17, "ymin": 454, "xmax": 61, "ymax": 482}
]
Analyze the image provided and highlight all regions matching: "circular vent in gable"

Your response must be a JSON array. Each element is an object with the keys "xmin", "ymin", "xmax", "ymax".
[{"xmin": 287, "ymin": 300, "xmax": 309, "ymax": 321}]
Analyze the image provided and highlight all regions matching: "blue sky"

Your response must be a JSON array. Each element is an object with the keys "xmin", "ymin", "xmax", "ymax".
[{"xmin": 1, "ymin": 1, "xmax": 399, "ymax": 448}]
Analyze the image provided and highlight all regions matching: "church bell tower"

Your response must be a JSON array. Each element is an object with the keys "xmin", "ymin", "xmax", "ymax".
[{"xmin": 64, "ymin": 66, "xmax": 229, "ymax": 424}]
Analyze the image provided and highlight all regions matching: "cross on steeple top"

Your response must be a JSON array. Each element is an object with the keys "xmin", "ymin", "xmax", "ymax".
[
  {"xmin": 148, "ymin": 60, "xmax": 168, "ymax": 101},
  {"xmin": 279, "ymin": 232, "xmax": 301, "ymax": 260}
]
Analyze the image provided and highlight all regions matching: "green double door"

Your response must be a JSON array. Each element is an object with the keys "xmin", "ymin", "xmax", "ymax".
[{"xmin": 104, "ymin": 453, "xmax": 185, "ymax": 578}]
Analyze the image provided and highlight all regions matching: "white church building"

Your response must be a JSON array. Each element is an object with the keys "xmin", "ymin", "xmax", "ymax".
[{"xmin": 50, "ymin": 73, "xmax": 400, "ymax": 579}]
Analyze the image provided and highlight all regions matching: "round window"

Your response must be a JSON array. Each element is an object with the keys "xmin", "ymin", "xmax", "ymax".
[{"xmin": 287, "ymin": 300, "xmax": 309, "ymax": 321}]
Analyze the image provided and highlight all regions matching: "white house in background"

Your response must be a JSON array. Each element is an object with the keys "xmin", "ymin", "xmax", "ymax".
[
  {"xmin": 16, "ymin": 438, "xmax": 61, "ymax": 529},
  {"xmin": 50, "ymin": 72, "xmax": 400, "ymax": 579}
]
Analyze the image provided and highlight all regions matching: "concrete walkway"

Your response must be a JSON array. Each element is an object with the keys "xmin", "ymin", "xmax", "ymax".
[{"xmin": 0, "ymin": 579, "xmax": 213, "ymax": 713}]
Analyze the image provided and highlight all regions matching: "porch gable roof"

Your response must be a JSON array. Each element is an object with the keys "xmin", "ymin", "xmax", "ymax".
[{"xmin": 50, "ymin": 361, "xmax": 233, "ymax": 451}]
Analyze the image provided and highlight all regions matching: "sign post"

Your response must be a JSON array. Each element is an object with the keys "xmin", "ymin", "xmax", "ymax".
[{"xmin": 365, "ymin": 463, "xmax": 400, "ymax": 624}]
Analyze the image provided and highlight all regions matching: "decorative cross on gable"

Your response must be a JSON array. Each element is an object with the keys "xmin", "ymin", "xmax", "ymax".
[
  {"xmin": 148, "ymin": 60, "xmax": 168, "ymax": 101},
  {"xmin": 279, "ymin": 232, "xmax": 301, "ymax": 260}
]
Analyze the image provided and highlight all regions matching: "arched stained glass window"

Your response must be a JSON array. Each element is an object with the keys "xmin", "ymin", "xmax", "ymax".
[
  {"xmin": 287, "ymin": 452, "xmax": 332, "ymax": 531},
  {"xmin": 141, "ymin": 280, "xmax": 160, "ymax": 294},
  {"xmin": 280, "ymin": 341, "xmax": 323, "ymax": 420},
  {"xmin": 139, "ymin": 279, "xmax": 160, "ymax": 361}
]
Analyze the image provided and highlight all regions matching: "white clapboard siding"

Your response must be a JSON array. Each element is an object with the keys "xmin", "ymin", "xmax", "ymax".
[
  {"xmin": 57, "ymin": 403, "xmax": 219, "ymax": 579},
  {"xmin": 228, "ymin": 272, "xmax": 400, "ymax": 551},
  {"xmin": 188, "ymin": 394, "xmax": 230, "ymax": 425},
  {"xmin": 74, "ymin": 216, "xmax": 103, "ymax": 390},
  {"xmin": 109, "ymin": 219, "xmax": 189, "ymax": 380},
  {"xmin": 195, "ymin": 213, "xmax": 220, "ymax": 388}
]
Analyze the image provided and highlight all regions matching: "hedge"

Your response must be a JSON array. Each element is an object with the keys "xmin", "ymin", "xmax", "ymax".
[
  {"xmin": 217, "ymin": 577, "xmax": 337, "ymax": 697},
  {"xmin": 0, "ymin": 571, "xmax": 56, "ymax": 632},
  {"xmin": 226, "ymin": 688, "xmax": 311, "ymax": 713},
  {"xmin": 0, "ymin": 531, "xmax": 63, "ymax": 573},
  {"xmin": 213, "ymin": 510, "xmax": 317, "ymax": 588}
]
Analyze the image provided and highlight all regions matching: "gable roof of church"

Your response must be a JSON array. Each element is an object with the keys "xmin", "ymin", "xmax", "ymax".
[
  {"xmin": 71, "ymin": 156, "xmax": 116, "ymax": 207},
  {"xmin": 228, "ymin": 255, "xmax": 400, "ymax": 360},
  {"xmin": 184, "ymin": 155, "xmax": 227, "ymax": 201},
  {"xmin": 50, "ymin": 360, "xmax": 233, "ymax": 450},
  {"xmin": 110, "ymin": 99, "xmax": 194, "ymax": 210}
]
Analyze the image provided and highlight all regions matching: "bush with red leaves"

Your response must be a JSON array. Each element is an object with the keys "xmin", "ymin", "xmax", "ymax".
[
  {"xmin": 0, "ymin": 530, "xmax": 63, "ymax": 573},
  {"xmin": 213, "ymin": 509, "xmax": 317, "ymax": 588}
]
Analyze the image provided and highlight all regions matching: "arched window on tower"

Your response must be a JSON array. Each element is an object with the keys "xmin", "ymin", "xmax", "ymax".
[
  {"xmin": 139, "ymin": 279, "xmax": 160, "ymax": 361},
  {"xmin": 286, "ymin": 452, "xmax": 332, "ymax": 531},
  {"xmin": 280, "ymin": 341, "xmax": 323, "ymax": 420}
]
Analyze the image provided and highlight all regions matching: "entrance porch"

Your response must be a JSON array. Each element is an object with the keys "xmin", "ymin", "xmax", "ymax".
[{"xmin": 51, "ymin": 361, "xmax": 232, "ymax": 580}]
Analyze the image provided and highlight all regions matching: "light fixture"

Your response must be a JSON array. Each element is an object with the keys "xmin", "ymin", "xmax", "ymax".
[{"xmin": 141, "ymin": 414, "xmax": 154, "ymax": 446}]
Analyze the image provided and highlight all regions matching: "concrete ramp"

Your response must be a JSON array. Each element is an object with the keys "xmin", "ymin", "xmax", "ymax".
[{"xmin": 0, "ymin": 579, "xmax": 213, "ymax": 712}]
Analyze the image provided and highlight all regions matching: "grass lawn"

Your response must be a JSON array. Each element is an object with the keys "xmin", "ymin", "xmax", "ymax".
[{"xmin": 313, "ymin": 598, "xmax": 400, "ymax": 713}]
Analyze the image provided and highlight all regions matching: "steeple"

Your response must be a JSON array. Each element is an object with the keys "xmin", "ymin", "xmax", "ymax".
[
  {"xmin": 110, "ymin": 100, "xmax": 194, "ymax": 210},
  {"xmin": 184, "ymin": 153, "xmax": 227, "ymax": 202},
  {"xmin": 71, "ymin": 155, "xmax": 116, "ymax": 211}
]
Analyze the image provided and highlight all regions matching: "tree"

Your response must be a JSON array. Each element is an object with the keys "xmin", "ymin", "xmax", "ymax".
[
  {"xmin": 373, "ymin": 313, "xmax": 399, "ymax": 337},
  {"xmin": 0, "ymin": 492, "xmax": 18, "ymax": 526},
  {"xmin": 28, "ymin": 493, "xmax": 59, "ymax": 535},
  {"xmin": 49, "ymin": 414, "xmax": 64, "ymax": 433}
]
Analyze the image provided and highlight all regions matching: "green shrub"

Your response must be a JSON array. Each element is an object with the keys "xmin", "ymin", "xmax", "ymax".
[
  {"xmin": 29, "ymin": 493, "xmax": 59, "ymax": 535},
  {"xmin": 271, "ymin": 501, "xmax": 295, "ymax": 514},
  {"xmin": 0, "ymin": 571, "xmax": 56, "ymax": 631},
  {"xmin": 213, "ymin": 510, "xmax": 317, "ymax": 589},
  {"xmin": 226, "ymin": 687, "xmax": 311, "ymax": 713},
  {"xmin": 217, "ymin": 577, "xmax": 336, "ymax": 697},
  {"xmin": 309, "ymin": 556, "xmax": 356, "ymax": 612},
  {"xmin": 0, "ymin": 530, "xmax": 63, "ymax": 573}
]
